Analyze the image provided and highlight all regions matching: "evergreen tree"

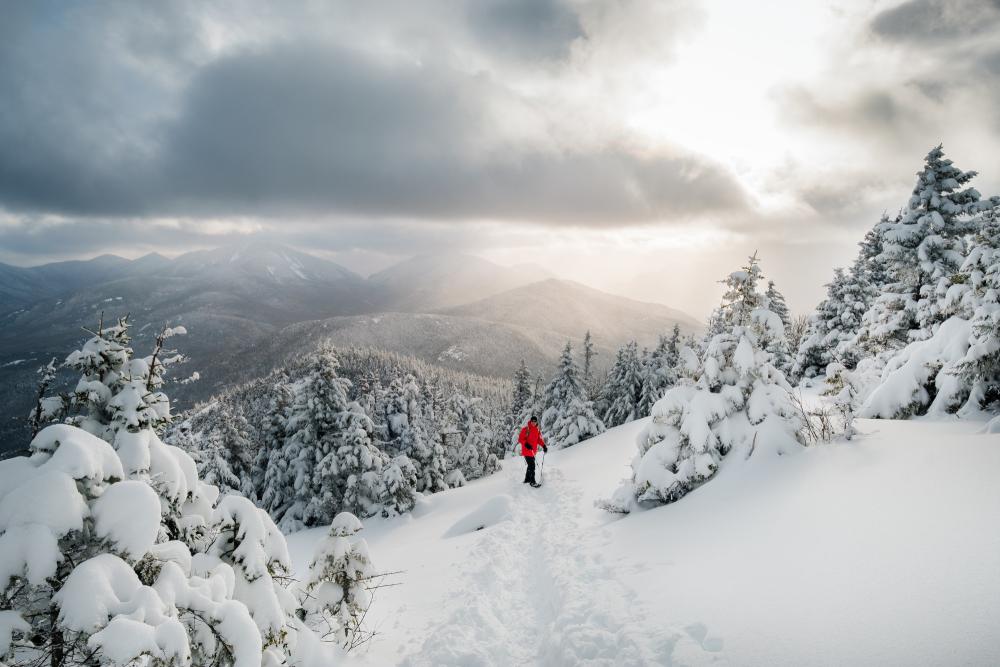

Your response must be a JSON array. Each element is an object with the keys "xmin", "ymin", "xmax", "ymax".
[
  {"xmin": 507, "ymin": 359, "xmax": 535, "ymax": 452},
  {"xmin": 637, "ymin": 326, "xmax": 681, "ymax": 417},
  {"xmin": 765, "ymin": 280, "xmax": 791, "ymax": 330},
  {"xmin": 280, "ymin": 350, "xmax": 353, "ymax": 530},
  {"xmin": 863, "ymin": 202, "xmax": 1000, "ymax": 418},
  {"xmin": 542, "ymin": 341, "xmax": 605, "ymax": 448},
  {"xmin": 0, "ymin": 319, "xmax": 334, "ymax": 667},
  {"xmin": 859, "ymin": 146, "xmax": 984, "ymax": 353},
  {"xmin": 302, "ymin": 512, "xmax": 378, "ymax": 651},
  {"xmin": 954, "ymin": 206, "xmax": 1000, "ymax": 409},
  {"xmin": 582, "ymin": 330, "xmax": 598, "ymax": 399},
  {"xmin": 338, "ymin": 402, "xmax": 388, "ymax": 519},
  {"xmin": 255, "ymin": 384, "xmax": 291, "ymax": 507},
  {"xmin": 381, "ymin": 455, "xmax": 419, "ymax": 516},
  {"xmin": 199, "ymin": 405, "xmax": 255, "ymax": 497},
  {"xmin": 603, "ymin": 255, "xmax": 804, "ymax": 511},
  {"xmin": 254, "ymin": 384, "xmax": 292, "ymax": 518},
  {"xmin": 793, "ymin": 267, "xmax": 869, "ymax": 378},
  {"xmin": 600, "ymin": 341, "xmax": 644, "ymax": 427}
]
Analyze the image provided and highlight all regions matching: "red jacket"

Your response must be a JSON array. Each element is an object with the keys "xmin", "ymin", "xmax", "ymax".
[{"xmin": 518, "ymin": 422, "xmax": 546, "ymax": 457}]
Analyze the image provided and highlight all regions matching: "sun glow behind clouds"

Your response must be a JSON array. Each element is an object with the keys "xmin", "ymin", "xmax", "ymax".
[{"xmin": 620, "ymin": 1, "xmax": 845, "ymax": 190}]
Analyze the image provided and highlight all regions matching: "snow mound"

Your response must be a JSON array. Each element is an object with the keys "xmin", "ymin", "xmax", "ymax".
[{"xmin": 442, "ymin": 495, "xmax": 514, "ymax": 538}]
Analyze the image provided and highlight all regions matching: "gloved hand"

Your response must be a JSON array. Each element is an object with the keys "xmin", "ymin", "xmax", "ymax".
[{"xmin": 543, "ymin": 446, "xmax": 548, "ymax": 453}]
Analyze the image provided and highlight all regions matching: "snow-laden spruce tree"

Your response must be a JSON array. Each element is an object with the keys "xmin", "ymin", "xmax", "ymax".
[
  {"xmin": 542, "ymin": 341, "xmax": 605, "ymax": 448},
  {"xmin": 953, "ymin": 205, "xmax": 1000, "ymax": 410},
  {"xmin": 255, "ymin": 384, "xmax": 291, "ymax": 508},
  {"xmin": 601, "ymin": 254, "xmax": 805, "ymax": 512},
  {"xmin": 507, "ymin": 359, "xmax": 535, "ymax": 453},
  {"xmin": 197, "ymin": 404, "xmax": 255, "ymax": 497},
  {"xmin": 385, "ymin": 375, "xmax": 450, "ymax": 493},
  {"xmin": 0, "ymin": 319, "xmax": 347, "ymax": 667},
  {"xmin": 301, "ymin": 512, "xmax": 378, "ymax": 652},
  {"xmin": 793, "ymin": 267, "xmax": 870, "ymax": 378},
  {"xmin": 763, "ymin": 280, "xmax": 794, "ymax": 374},
  {"xmin": 582, "ymin": 330, "xmax": 599, "ymax": 400},
  {"xmin": 273, "ymin": 350, "xmax": 354, "ymax": 531},
  {"xmin": 862, "ymin": 202, "xmax": 1000, "ymax": 417},
  {"xmin": 858, "ymin": 146, "xmax": 984, "ymax": 355},
  {"xmin": 600, "ymin": 341, "xmax": 644, "ymax": 427},
  {"xmin": 337, "ymin": 402, "xmax": 388, "ymax": 519},
  {"xmin": 0, "ymin": 425, "xmax": 265, "ymax": 667},
  {"xmin": 637, "ymin": 326, "xmax": 681, "ymax": 418},
  {"xmin": 380, "ymin": 455, "xmax": 419, "ymax": 517}
]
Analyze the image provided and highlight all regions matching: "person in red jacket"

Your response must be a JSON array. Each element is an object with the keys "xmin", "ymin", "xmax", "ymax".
[{"xmin": 518, "ymin": 415, "xmax": 548, "ymax": 487}]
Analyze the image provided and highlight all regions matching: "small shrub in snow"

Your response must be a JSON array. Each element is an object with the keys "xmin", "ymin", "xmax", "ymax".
[{"xmin": 301, "ymin": 512, "xmax": 379, "ymax": 651}]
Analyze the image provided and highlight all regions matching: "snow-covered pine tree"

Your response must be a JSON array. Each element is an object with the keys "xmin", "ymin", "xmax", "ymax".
[
  {"xmin": 953, "ymin": 205, "xmax": 1000, "ymax": 410},
  {"xmin": 542, "ymin": 341, "xmax": 605, "ymax": 448},
  {"xmin": 793, "ymin": 267, "xmax": 867, "ymax": 378},
  {"xmin": 26, "ymin": 357, "xmax": 64, "ymax": 445},
  {"xmin": 0, "ymin": 320, "xmax": 346, "ymax": 667},
  {"xmin": 380, "ymin": 455, "xmax": 419, "ymax": 517},
  {"xmin": 301, "ymin": 512, "xmax": 378, "ymax": 651},
  {"xmin": 507, "ymin": 359, "xmax": 535, "ymax": 452},
  {"xmin": 862, "ymin": 201, "xmax": 1000, "ymax": 417},
  {"xmin": 600, "ymin": 341, "xmax": 644, "ymax": 427},
  {"xmin": 638, "ymin": 326, "xmax": 681, "ymax": 417},
  {"xmin": 255, "ymin": 384, "xmax": 291, "ymax": 507},
  {"xmin": 582, "ymin": 330, "xmax": 598, "ymax": 399},
  {"xmin": 602, "ymin": 254, "xmax": 805, "ymax": 511},
  {"xmin": 198, "ymin": 404, "xmax": 255, "ymax": 497},
  {"xmin": 275, "ymin": 350, "xmax": 352, "ymax": 531},
  {"xmin": 765, "ymin": 281, "xmax": 791, "ymax": 331},
  {"xmin": 858, "ymin": 146, "xmax": 984, "ymax": 354},
  {"xmin": 701, "ymin": 306, "xmax": 727, "ymax": 352},
  {"xmin": 389, "ymin": 375, "xmax": 450, "ymax": 493},
  {"xmin": 338, "ymin": 402, "xmax": 388, "ymax": 519},
  {"xmin": 206, "ymin": 494, "xmax": 301, "ymax": 663}
]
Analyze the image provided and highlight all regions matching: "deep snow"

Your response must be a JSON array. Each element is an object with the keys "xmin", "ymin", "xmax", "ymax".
[{"xmin": 286, "ymin": 417, "xmax": 1000, "ymax": 666}]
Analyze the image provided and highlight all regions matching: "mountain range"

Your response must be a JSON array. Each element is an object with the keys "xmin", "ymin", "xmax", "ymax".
[{"xmin": 0, "ymin": 242, "xmax": 700, "ymax": 452}]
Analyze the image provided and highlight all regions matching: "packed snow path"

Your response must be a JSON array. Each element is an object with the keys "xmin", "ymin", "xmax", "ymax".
[
  {"xmin": 286, "ymin": 417, "xmax": 1000, "ymax": 666},
  {"xmin": 288, "ymin": 420, "xmax": 728, "ymax": 666},
  {"xmin": 397, "ymin": 460, "xmax": 726, "ymax": 666}
]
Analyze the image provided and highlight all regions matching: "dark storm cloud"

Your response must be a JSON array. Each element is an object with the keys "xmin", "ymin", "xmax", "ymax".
[
  {"xmin": 0, "ymin": 2, "xmax": 204, "ymax": 216},
  {"xmin": 463, "ymin": 0, "xmax": 584, "ymax": 61},
  {"xmin": 0, "ymin": 13, "xmax": 749, "ymax": 227},
  {"xmin": 870, "ymin": 0, "xmax": 1000, "ymax": 42},
  {"xmin": 161, "ymin": 42, "xmax": 748, "ymax": 222}
]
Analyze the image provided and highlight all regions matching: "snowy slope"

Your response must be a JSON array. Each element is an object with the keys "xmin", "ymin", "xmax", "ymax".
[{"xmin": 287, "ymin": 418, "xmax": 1000, "ymax": 666}]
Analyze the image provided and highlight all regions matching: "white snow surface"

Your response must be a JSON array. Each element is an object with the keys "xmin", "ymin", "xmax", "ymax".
[{"xmin": 285, "ymin": 416, "xmax": 1000, "ymax": 666}]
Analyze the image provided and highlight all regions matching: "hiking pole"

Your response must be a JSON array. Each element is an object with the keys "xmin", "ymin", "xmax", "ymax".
[{"xmin": 538, "ymin": 448, "xmax": 546, "ymax": 484}]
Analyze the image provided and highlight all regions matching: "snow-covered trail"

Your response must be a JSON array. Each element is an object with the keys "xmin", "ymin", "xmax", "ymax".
[
  {"xmin": 286, "ymin": 416, "xmax": 1000, "ymax": 666},
  {"xmin": 287, "ymin": 420, "xmax": 726, "ymax": 666},
  {"xmin": 399, "ymin": 456, "xmax": 720, "ymax": 666}
]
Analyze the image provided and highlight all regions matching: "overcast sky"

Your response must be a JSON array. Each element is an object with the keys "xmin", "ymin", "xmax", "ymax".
[{"xmin": 2, "ymin": 0, "xmax": 999, "ymax": 317}]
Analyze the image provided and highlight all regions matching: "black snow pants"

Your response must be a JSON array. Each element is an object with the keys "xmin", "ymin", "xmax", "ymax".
[{"xmin": 523, "ymin": 455, "xmax": 536, "ymax": 484}]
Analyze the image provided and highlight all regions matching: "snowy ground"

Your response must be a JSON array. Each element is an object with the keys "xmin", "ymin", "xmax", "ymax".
[{"xmin": 286, "ymin": 417, "xmax": 1000, "ymax": 666}]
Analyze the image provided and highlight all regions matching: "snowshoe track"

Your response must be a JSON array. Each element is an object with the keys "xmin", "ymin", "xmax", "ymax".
[{"xmin": 400, "ymin": 460, "xmax": 728, "ymax": 666}]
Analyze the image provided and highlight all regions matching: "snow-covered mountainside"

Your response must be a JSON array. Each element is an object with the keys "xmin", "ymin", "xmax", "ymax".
[
  {"xmin": 0, "ymin": 248, "xmax": 701, "ymax": 453},
  {"xmin": 443, "ymin": 278, "xmax": 702, "ymax": 350},
  {"xmin": 367, "ymin": 252, "xmax": 544, "ymax": 312},
  {"xmin": 286, "ymin": 417, "xmax": 1000, "ymax": 666}
]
